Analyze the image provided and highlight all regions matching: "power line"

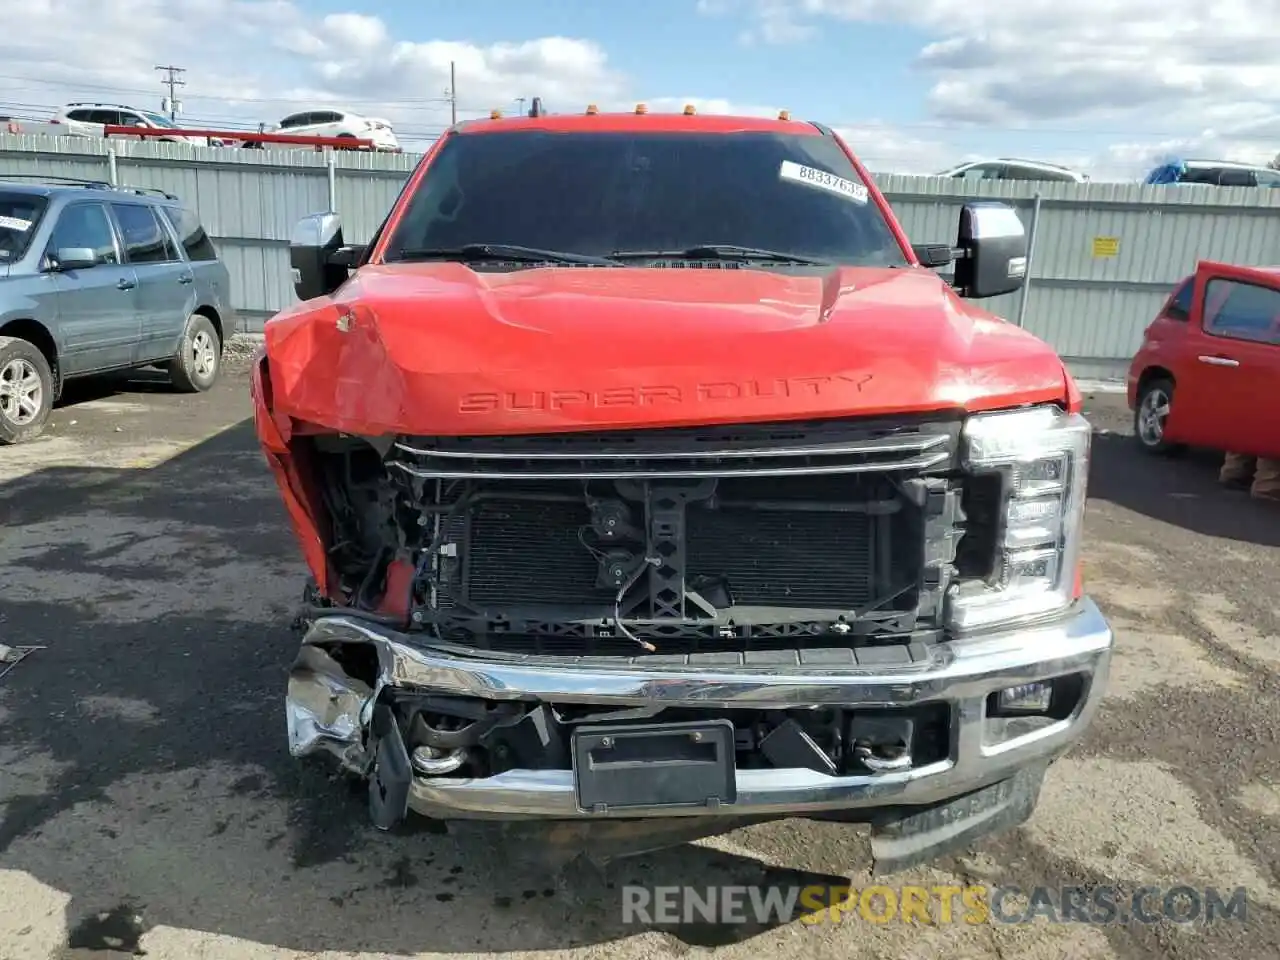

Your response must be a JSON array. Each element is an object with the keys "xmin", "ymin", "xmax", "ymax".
[
  {"xmin": 154, "ymin": 65, "xmax": 186, "ymax": 121},
  {"xmin": 0, "ymin": 71, "xmax": 456, "ymax": 107},
  {"xmin": 0, "ymin": 66, "xmax": 1274, "ymax": 145},
  {"xmin": 0, "ymin": 67, "xmax": 1262, "ymax": 140}
]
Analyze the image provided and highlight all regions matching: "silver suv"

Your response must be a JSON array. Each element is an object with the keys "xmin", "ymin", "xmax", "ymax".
[{"xmin": 0, "ymin": 176, "xmax": 238, "ymax": 444}]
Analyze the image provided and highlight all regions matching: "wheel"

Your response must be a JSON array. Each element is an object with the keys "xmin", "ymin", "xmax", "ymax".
[
  {"xmin": 1133, "ymin": 376, "xmax": 1183, "ymax": 455},
  {"xmin": 336, "ymin": 132, "xmax": 358, "ymax": 150},
  {"xmin": 167, "ymin": 313, "xmax": 221, "ymax": 393},
  {"xmin": 0, "ymin": 336, "xmax": 54, "ymax": 444}
]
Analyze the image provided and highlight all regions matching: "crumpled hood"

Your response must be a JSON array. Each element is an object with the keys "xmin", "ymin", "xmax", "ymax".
[{"xmin": 262, "ymin": 263, "xmax": 1069, "ymax": 436}]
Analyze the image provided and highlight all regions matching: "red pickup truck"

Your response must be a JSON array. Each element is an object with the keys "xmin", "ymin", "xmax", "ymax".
[{"xmin": 252, "ymin": 109, "xmax": 1112, "ymax": 873}]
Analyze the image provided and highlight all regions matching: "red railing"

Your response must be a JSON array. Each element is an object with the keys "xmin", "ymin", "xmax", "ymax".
[{"xmin": 99, "ymin": 125, "xmax": 378, "ymax": 149}]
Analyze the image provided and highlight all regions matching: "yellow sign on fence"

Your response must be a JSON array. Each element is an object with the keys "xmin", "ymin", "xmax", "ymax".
[{"xmin": 1092, "ymin": 236, "xmax": 1120, "ymax": 258}]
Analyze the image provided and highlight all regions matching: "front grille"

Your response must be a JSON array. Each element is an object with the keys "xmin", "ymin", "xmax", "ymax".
[{"xmin": 391, "ymin": 416, "xmax": 959, "ymax": 479}]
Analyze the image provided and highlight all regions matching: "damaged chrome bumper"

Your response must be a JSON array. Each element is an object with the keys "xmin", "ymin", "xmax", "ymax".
[{"xmin": 288, "ymin": 599, "xmax": 1111, "ymax": 836}]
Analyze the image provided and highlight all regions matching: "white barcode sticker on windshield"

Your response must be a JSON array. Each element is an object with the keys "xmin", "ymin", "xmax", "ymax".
[
  {"xmin": 778, "ymin": 161, "xmax": 869, "ymax": 204},
  {"xmin": 0, "ymin": 215, "xmax": 32, "ymax": 231}
]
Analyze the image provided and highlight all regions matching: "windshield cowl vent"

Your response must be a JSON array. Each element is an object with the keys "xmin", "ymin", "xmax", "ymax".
[{"xmin": 648, "ymin": 259, "xmax": 745, "ymax": 270}]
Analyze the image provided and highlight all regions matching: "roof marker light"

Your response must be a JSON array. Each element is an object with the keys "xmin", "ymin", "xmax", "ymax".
[
  {"xmin": 683, "ymin": 104, "xmax": 696, "ymax": 115},
  {"xmin": 778, "ymin": 110, "xmax": 791, "ymax": 121},
  {"xmin": 635, "ymin": 103, "xmax": 648, "ymax": 114},
  {"xmin": 490, "ymin": 109, "xmax": 503, "ymax": 119},
  {"xmin": 586, "ymin": 104, "xmax": 599, "ymax": 115}
]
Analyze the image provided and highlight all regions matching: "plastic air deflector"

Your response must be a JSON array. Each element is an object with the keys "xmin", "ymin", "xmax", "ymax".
[
  {"xmin": 368, "ymin": 704, "xmax": 412, "ymax": 831},
  {"xmin": 572, "ymin": 720, "xmax": 737, "ymax": 813}
]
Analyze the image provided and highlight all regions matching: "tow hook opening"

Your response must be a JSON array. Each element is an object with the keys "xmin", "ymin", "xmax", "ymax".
[{"xmin": 411, "ymin": 745, "xmax": 469, "ymax": 775}]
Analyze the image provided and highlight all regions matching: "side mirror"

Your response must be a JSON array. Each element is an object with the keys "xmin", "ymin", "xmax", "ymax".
[
  {"xmin": 952, "ymin": 201, "xmax": 1027, "ymax": 299},
  {"xmin": 50, "ymin": 247, "xmax": 98, "ymax": 271},
  {"xmin": 290, "ymin": 212, "xmax": 349, "ymax": 301}
]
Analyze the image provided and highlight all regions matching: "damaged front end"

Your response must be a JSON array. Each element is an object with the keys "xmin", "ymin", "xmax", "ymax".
[
  {"xmin": 282, "ymin": 606, "xmax": 1105, "ymax": 872},
  {"xmin": 261, "ymin": 355, "xmax": 1112, "ymax": 871}
]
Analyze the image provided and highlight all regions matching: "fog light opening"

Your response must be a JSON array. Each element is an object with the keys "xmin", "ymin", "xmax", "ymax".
[
  {"xmin": 988, "ymin": 673, "xmax": 1086, "ymax": 721},
  {"xmin": 995, "ymin": 682, "xmax": 1053, "ymax": 714}
]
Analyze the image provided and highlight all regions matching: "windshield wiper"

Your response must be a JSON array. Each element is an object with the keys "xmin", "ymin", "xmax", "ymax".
[
  {"xmin": 610, "ymin": 244, "xmax": 832, "ymax": 266},
  {"xmin": 392, "ymin": 243, "xmax": 618, "ymax": 266}
]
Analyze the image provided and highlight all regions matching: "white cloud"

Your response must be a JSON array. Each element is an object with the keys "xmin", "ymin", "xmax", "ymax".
[
  {"xmin": 0, "ymin": 0, "xmax": 956, "ymax": 174},
  {"xmin": 710, "ymin": 0, "xmax": 1280, "ymax": 177},
  {"xmin": 637, "ymin": 98, "xmax": 952, "ymax": 173},
  {"xmin": 16, "ymin": 0, "xmax": 1246, "ymax": 179},
  {"xmin": 835, "ymin": 125, "xmax": 952, "ymax": 176},
  {"xmin": 1095, "ymin": 126, "xmax": 1280, "ymax": 181},
  {"xmin": 0, "ymin": 1, "xmax": 623, "ymax": 146}
]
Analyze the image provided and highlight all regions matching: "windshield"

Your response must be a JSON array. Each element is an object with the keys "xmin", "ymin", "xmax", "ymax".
[
  {"xmin": 139, "ymin": 111, "xmax": 179, "ymax": 128},
  {"xmin": 0, "ymin": 192, "xmax": 47, "ymax": 261},
  {"xmin": 381, "ymin": 130, "xmax": 908, "ymax": 267}
]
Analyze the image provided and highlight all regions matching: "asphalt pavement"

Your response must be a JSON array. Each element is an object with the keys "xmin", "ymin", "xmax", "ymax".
[{"xmin": 2, "ymin": 353, "xmax": 1280, "ymax": 960}]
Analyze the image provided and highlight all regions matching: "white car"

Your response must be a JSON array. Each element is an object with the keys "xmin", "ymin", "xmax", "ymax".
[
  {"xmin": 270, "ymin": 108, "xmax": 400, "ymax": 151},
  {"xmin": 937, "ymin": 158, "xmax": 1089, "ymax": 183},
  {"xmin": 50, "ymin": 103, "xmax": 226, "ymax": 147}
]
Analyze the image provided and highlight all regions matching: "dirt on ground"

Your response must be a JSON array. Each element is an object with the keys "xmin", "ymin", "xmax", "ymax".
[{"xmin": 2, "ymin": 356, "xmax": 1279, "ymax": 960}]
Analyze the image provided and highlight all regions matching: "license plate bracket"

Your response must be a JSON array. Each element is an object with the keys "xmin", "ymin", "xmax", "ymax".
[{"xmin": 572, "ymin": 720, "xmax": 737, "ymax": 813}]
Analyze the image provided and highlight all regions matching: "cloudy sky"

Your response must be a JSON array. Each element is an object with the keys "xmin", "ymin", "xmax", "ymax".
[{"xmin": 2, "ymin": 0, "xmax": 1278, "ymax": 179}]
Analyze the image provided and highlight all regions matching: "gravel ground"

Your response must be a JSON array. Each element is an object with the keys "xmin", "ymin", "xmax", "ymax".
[{"xmin": 2, "ymin": 359, "xmax": 1280, "ymax": 960}]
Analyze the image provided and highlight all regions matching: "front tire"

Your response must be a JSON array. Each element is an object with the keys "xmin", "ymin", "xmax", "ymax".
[
  {"xmin": 168, "ymin": 313, "xmax": 221, "ymax": 393},
  {"xmin": 1133, "ymin": 377, "xmax": 1182, "ymax": 455},
  {"xmin": 0, "ymin": 336, "xmax": 54, "ymax": 445}
]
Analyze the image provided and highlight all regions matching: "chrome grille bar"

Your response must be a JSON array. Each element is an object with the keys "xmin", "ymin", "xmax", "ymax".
[{"xmin": 387, "ymin": 421, "xmax": 959, "ymax": 479}]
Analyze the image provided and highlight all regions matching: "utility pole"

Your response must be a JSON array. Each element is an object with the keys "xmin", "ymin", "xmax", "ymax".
[
  {"xmin": 447, "ymin": 61, "xmax": 457, "ymax": 125},
  {"xmin": 155, "ymin": 65, "xmax": 186, "ymax": 121},
  {"xmin": 516, "ymin": 97, "xmax": 526, "ymax": 116}
]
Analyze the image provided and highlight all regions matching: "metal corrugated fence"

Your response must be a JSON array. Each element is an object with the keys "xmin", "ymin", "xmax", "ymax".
[
  {"xmin": 0, "ymin": 135, "xmax": 415, "ymax": 328},
  {"xmin": 6, "ymin": 135, "xmax": 1280, "ymax": 376}
]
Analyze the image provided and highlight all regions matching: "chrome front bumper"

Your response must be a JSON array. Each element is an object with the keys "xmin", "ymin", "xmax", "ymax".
[{"xmin": 286, "ymin": 598, "xmax": 1112, "ymax": 822}]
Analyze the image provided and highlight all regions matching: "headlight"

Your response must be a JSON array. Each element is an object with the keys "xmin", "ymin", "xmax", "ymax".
[{"xmin": 946, "ymin": 404, "xmax": 1091, "ymax": 632}]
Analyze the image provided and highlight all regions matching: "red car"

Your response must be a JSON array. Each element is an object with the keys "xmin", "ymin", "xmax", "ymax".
[
  {"xmin": 1128, "ymin": 260, "xmax": 1280, "ymax": 457},
  {"xmin": 252, "ymin": 108, "xmax": 1113, "ymax": 872}
]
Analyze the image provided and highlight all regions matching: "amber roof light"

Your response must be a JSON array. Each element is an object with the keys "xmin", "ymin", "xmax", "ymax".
[
  {"xmin": 778, "ymin": 110, "xmax": 791, "ymax": 121},
  {"xmin": 585, "ymin": 104, "xmax": 599, "ymax": 115},
  {"xmin": 490, "ymin": 109, "xmax": 503, "ymax": 119},
  {"xmin": 635, "ymin": 103, "xmax": 648, "ymax": 114},
  {"xmin": 683, "ymin": 104, "xmax": 696, "ymax": 115}
]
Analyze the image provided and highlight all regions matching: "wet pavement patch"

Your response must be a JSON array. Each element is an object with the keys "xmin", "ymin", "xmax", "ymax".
[
  {"xmin": 65, "ymin": 904, "xmax": 148, "ymax": 955},
  {"xmin": 380, "ymin": 856, "xmax": 420, "ymax": 889}
]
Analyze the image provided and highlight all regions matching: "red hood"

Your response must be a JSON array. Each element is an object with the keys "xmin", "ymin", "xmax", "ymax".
[{"xmin": 261, "ymin": 263, "xmax": 1068, "ymax": 436}]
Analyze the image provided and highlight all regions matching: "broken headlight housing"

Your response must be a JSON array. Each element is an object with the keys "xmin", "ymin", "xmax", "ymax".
[{"xmin": 947, "ymin": 404, "xmax": 1091, "ymax": 633}]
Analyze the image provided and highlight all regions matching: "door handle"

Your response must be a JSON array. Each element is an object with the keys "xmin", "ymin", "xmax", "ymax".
[
  {"xmin": 178, "ymin": 275, "xmax": 193, "ymax": 284},
  {"xmin": 1197, "ymin": 355, "xmax": 1239, "ymax": 367},
  {"xmin": 116, "ymin": 277, "xmax": 136, "ymax": 290}
]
